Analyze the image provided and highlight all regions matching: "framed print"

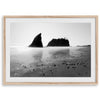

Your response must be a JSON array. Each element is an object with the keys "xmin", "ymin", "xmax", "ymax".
[{"xmin": 3, "ymin": 16, "xmax": 98, "ymax": 85}]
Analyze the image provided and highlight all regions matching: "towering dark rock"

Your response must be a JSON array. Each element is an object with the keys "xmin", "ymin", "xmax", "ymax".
[
  {"xmin": 29, "ymin": 33, "xmax": 43, "ymax": 47},
  {"xmin": 47, "ymin": 38, "xmax": 70, "ymax": 47}
]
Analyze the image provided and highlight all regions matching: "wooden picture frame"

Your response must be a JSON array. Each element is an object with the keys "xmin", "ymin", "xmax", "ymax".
[{"xmin": 3, "ymin": 15, "xmax": 98, "ymax": 85}]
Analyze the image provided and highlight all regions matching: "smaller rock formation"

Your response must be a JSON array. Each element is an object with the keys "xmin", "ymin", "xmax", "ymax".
[
  {"xmin": 47, "ymin": 38, "xmax": 70, "ymax": 47},
  {"xmin": 29, "ymin": 33, "xmax": 43, "ymax": 47}
]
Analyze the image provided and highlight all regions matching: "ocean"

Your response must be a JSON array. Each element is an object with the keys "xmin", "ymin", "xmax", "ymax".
[{"xmin": 10, "ymin": 46, "xmax": 91, "ymax": 77}]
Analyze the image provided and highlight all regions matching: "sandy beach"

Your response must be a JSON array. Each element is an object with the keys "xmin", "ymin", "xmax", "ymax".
[{"xmin": 10, "ymin": 46, "xmax": 91, "ymax": 77}]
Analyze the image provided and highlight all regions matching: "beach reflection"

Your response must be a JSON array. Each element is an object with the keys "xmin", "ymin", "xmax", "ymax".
[{"xmin": 10, "ymin": 46, "xmax": 91, "ymax": 77}]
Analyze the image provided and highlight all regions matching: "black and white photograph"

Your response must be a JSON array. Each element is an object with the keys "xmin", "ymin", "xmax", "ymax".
[{"xmin": 4, "ymin": 16, "xmax": 97, "ymax": 84}]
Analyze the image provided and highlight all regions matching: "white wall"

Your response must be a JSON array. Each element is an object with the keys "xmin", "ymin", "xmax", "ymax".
[{"xmin": 0, "ymin": 0, "xmax": 99, "ymax": 100}]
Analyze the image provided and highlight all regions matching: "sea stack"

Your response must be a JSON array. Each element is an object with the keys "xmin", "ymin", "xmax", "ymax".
[
  {"xmin": 29, "ymin": 33, "xmax": 43, "ymax": 47},
  {"xmin": 47, "ymin": 38, "xmax": 70, "ymax": 47}
]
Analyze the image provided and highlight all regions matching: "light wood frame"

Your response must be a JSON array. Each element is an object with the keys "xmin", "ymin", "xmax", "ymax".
[{"xmin": 3, "ymin": 15, "xmax": 98, "ymax": 85}]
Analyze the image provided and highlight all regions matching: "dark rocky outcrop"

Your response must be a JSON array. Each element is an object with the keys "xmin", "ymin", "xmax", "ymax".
[
  {"xmin": 47, "ymin": 38, "xmax": 70, "ymax": 47},
  {"xmin": 29, "ymin": 33, "xmax": 43, "ymax": 47}
]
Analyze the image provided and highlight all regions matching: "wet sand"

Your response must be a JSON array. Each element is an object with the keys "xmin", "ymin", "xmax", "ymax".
[{"xmin": 10, "ymin": 46, "xmax": 91, "ymax": 77}]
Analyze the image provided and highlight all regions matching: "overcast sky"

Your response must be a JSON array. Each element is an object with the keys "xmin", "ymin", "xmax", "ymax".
[{"xmin": 10, "ymin": 22, "xmax": 91, "ymax": 47}]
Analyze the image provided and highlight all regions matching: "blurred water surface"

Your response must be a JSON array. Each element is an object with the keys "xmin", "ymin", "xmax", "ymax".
[{"xmin": 10, "ymin": 46, "xmax": 91, "ymax": 77}]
